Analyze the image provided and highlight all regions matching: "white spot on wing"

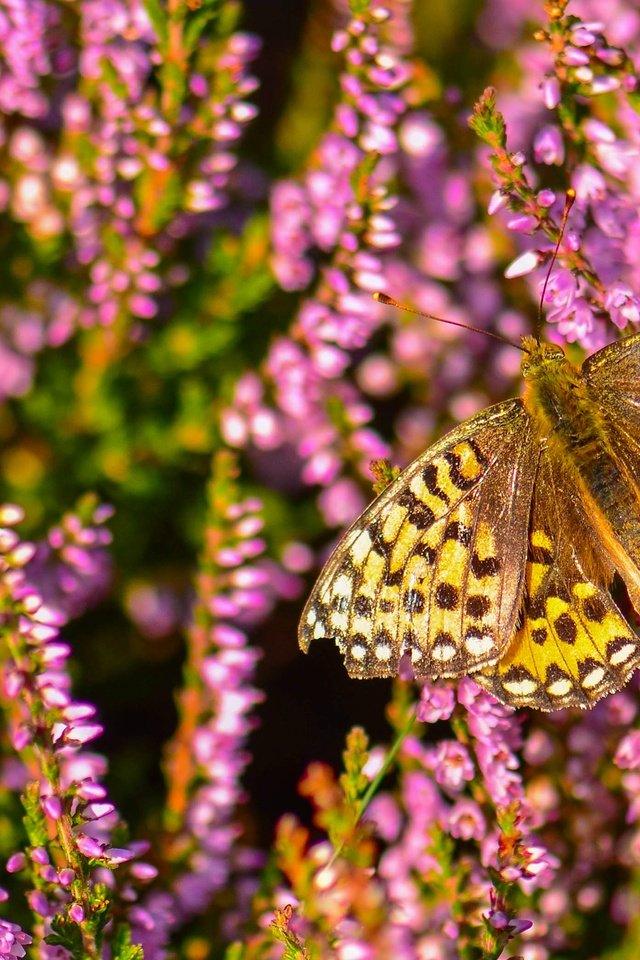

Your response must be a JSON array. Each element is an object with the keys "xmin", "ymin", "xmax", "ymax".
[
  {"xmin": 349, "ymin": 529, "xmax": 373, "ymax": 564},
  {"xmin": 610, "ymin": 642, "xmax": 636, "ymax": 666},
  {"xmin": 375, "ymin": 643, "xmax": 392, "ymax": 661},
  {"xmin": 330, "ymin": 611, "xmax": 349, "ymax": 631},
  {"xmin": 503, "ymin": 678, "xmax": 538, "ymax": 697},
  {"xmin": 546, "ymin": 677, "xmax": 573, "ymax": 697},
  {"xmin": 351, "ymin": 643, "xmax": 367, "ymax": 661},
  {"xmin": 332, "ymin": 574, "xmax": 353, "ymax": 598},
  {"xmin": 464, "ymin": 632, "xmax": 495, "ymax": 656},
  {"xmin": 581, "ymin": 666, "xmax": 605, "ymax": 689},
  {"xmin": 432, "ymin": 642, "xmax": 456, "ymax": 662}
]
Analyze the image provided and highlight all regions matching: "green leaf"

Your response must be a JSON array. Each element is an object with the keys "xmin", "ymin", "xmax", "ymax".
[
  {"xmin": 183, "ymin": 0, "xmax": 227, "ymax": 53},
  {"xmin": 112, "ymin": 925, "xmax": 145, "ymax": 960},
  {"xmin": 141, "ymin": 0, "xmax": 168, "ymax": 47},
  {"xmin": 468, "ymin": 86, "xmax": 507, "ymax": 149}
]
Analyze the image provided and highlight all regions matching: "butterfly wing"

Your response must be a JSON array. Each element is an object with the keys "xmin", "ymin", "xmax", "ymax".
[
  {"xmin": 581, "ymin": 331, "xmax": 640, "ymax": 606},
  {"xmin": 475, "ymin": 449, "xmax": 640, "ymax": 710},
  {"xmin": 583, "ymin": 330, "xmax": 640, "ymax": 433},
  {"xmin": 299, "ymin": 399, "xmax": 538, "ymax": 679}
]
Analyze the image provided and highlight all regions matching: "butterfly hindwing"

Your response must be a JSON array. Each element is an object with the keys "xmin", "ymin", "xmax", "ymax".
[
  {"xmin": 299, "ymin": 399, "xmax": 538, "ymax": 679},
  {"xmin": 475, "ymin": 450, "xmax": 640, "ymax": 710}
]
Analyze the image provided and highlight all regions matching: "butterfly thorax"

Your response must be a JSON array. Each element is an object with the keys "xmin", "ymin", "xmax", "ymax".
[{"xmin": 520, "ymin": 338, "xmax": 595, "ymax": 444}]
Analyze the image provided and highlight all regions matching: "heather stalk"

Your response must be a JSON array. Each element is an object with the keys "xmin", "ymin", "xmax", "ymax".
[{"xmin": 161, "ymin": 450, "xmax": 265, "ymax": 924}]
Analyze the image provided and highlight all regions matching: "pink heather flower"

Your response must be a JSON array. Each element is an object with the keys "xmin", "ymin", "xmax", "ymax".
[
  {"xmin": 365, "ymin": 793, "xmax": 402, "ymax": 843},
  {"xmin": 541, "ymin": 269, "xmax": 577, "ymax": 318},
  {"xmin": 541, "ymin": 76, "xmax": 561, "ymax": 109},
  {"xmin": 417, "ymin": 683, "xmax": 456, "ymax": 724},
  {"xmin": 533, "ymin": 124, "xmax": 565, "ymax": 165},
  {"xmin": 615, "ymin": 731, "xmax": 640, "ymax": 770},
  {"xmin": 6, "ymin": 854, "xmax": 26, "ymax": 874},
  {"xmin": 572, "ymin": 164, "xmax": 607, "ymax": 202},
  {"xmin": 605, "ymin": 284, "xmax": 640, "ymax": 328},
  {"xmin": 433, "ymin": 741, "xmax": 475, "ymax": 793},
  {"xmin": 505, "ymin": 249, "xmax": 539, "ymax": 279},
  {"xmin": 42, "ymin": 795, "xmax": 62, "ymax": 819},
  {"xmin": 0, "ymin": 919, "xmax": 32, "ymax": 958},
  {"xmin": 447, "ymin": 799, "xmax": 486, "ymax": 840},
  {"xmin": 487, "ymin": 909, "xmax": 533, "ymax": 936},
  {"xmin": 507, "ymin": 213, "xmax": 538, "ymax": 233},
  {"xmin": 69, "ymin": 902, "xmax": 84, "ymax": 924}
]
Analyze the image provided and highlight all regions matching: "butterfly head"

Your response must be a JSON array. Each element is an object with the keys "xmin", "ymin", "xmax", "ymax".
[{"xmin": 520, "ymin": 336, "xmax": 569, "ymax": 381}]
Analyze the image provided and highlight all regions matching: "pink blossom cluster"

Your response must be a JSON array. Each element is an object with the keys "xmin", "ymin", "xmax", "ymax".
[
  {"xmin": 484, "ymin": 4, "xmax": 640, "ymax": 347},
  {"xmin": 0, "ymin": 503, "xmax": 156, "ymax": 952},
  {"xmin": 0, "ymin": 0, "xmax": 260, "ymax": 397},
  {"xmin": 223, "ymin": 2, "xmax": 413, "ymax": 529}
]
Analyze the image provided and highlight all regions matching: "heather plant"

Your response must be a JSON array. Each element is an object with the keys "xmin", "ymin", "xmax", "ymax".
[{"xmin": 2, "ymin": 1, "xmax": 640, "ymax": 958}]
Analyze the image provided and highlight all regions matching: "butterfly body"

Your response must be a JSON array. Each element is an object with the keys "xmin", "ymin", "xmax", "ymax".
[{"xmin": 299, "ymin": 332, "xmax": 640, "ymax": 710}]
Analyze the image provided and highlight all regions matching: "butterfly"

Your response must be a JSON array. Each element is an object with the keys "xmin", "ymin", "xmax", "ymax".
[{"xmin": 298, "ymin": 331, "xmax": 640, "ymax": 710}]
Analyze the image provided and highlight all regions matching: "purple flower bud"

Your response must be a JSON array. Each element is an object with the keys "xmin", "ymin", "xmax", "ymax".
[
  {"xmin": 605, "ymin": 284, "xmax": 640, "ymax": 329},
  {"xmin": 83, "ymin": 802, "xmax": 115, "ymax": 820},
  {"xmin": 130, "ymin": 862, "xmax": 159, "ymax": 880},
  {"xmin": 62, "ymin": 702, "xmax": 96, "ymax": 721},
  {"xmin": 65, "ymin": 723, "xmax": 103, "ymax": 745},
  {"xmin": 505, "ymin": 250, "xmax": 539, "ymax": 278},
  {"xmin": 564, "ymin": 46, "xmax": 590, "ymax": 66},
  {"xmin": 541, "ymin": 76, "xmax": 561, "ymax": 109},
  {"xmin": 574, "ymin": 66, "xmax": 594, "ymax": 83},
  {"xmin": 58, "ymin": 868, "xmax": 75, "ymax": 886},
  {"xmin": 571, "ymin": 25, "xmax": 598, "ymax": 46},
  {"xmin": 591, "ymin": 75, "xmax": 621, "ymax": 94},
  {"xmin": 487, "ymin": 190, "xmax": 508, "ymax": 215},
  {"xmin": 582, "ymin": 118, "xmax": 616, "ymax": 143},
  {"xmin": 507, "ymin": 214, "xmax": 537, "ymax": 233},
  {"xmin": 69, "ymin": 902, "xmax": 85, "ymax": 924},
  {"xmin": 27, "ymin": 889, "xmax": 50, "ymax": 918},
  {"xmin": 75, "ymin": 834, "xmax": 105, "ymax": 858},
  {"xmin": 76, "ymin": 781, "xmax": 107, "ymax": 801},
  {"xmin": 572, "ymin": 164, "xmax": 606, "ymax": 202},
  {"xmin": 6, "ymin": 853, "xmax": 27, "ymax": 873},
  {"xmin": 11, "ymin": 725, "xmax": 32, "ymax": 750},
  {"xmin": 448, "ymin": 799, "xmax": 486, "ymax": 840},
  {"xmin": 537, "ymin": 189, "xmax": 556, "ymax": 207},
  {"xmin": 42, "ymin": 796, "xmax": 62, "ymax": 820},
  {"xmin": 533, "ymin": 124, "xmax": 565, "ymax": 165},
  {"xmin": 596, "ymin": 47, "xmax": 624, "ymax": 66},
  {"xmin": 39, "ymin": 684, "xmax": 70, "ymax": 709},
  {"xmin": 105, "ymin": 847, "xmax": 134, "ymax": 865}
]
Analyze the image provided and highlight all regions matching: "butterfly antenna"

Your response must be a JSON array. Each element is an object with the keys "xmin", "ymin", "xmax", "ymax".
[
  {"xmin": 374, "ymin": 292, "xmax": 524, "ymax": 352},
  {"xmin": 536, "ymin": 188, "xmax": 576, "ymax": 343}
]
